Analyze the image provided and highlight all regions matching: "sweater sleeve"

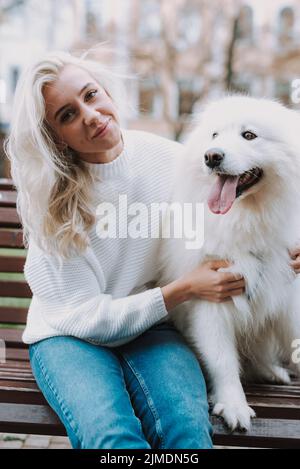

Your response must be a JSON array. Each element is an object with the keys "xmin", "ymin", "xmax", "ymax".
[{"xmin": 24, "ymin": 242, "xmax": 169, "ymax": 347}]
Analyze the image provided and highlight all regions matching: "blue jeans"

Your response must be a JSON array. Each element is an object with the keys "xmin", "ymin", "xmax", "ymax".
[{"xmin": 29, "ymin": 321, "xmax": 213, "ymax": 449}]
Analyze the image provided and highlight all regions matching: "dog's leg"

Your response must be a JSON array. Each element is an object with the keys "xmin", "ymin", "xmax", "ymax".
[
  {"xmin": 172, "ymin": 301, "xmax": 255, "ymax": 431},
  {"xmin": 274, "ymin": 277, "xmax": 300, "ymax": 378},
  {"xmin": 245, "ymin": 277, "xmax": 300, "ymax": 384},
  {"xmin": 243, "ymin": 334, "xmax": 294, "ymax": 385}
]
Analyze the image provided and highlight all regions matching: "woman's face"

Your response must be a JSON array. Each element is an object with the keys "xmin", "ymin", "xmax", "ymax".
[{"xmin": 43, "ymin": 64, "xmax": 123, "ymax": 163}]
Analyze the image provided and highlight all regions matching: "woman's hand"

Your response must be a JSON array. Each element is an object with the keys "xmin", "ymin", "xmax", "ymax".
[
  {"xmin": 161, "ymin": 259, "xmax": 246, "ymax": 312},
  {"xmin": 183, "ymin": 259, "xmax": 245, "ymax": 303},
  {"xmin": 289, "ymin": 246, "xmax": 300, "ymax": 274}
]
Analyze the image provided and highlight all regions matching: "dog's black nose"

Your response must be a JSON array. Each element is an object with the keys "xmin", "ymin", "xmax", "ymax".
[{"xmin": 204, "ymin": 148, "xmax": 225, "ymax": 169}]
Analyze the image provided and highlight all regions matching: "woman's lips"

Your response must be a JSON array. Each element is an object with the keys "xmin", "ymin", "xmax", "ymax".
[{"xmin": 92, "ymin": 118, "xmax": 111, "ymax": 139}]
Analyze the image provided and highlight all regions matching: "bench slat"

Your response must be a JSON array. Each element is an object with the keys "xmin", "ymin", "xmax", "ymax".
[
  {"xmin": 0, "ymin": 229, "xmax": 24, "ymax": 248},
  {"xmin": 0, "ymin": 403, "xmax": 66, "ymax": 436},
  {"xmin": 212, "ymin": 416, "xmax": 300, "ymax": 448},
  {"xmin": 0, "ymin": 370, "xmax": 35, "ymax": 379},
  {"xmin": 5, "ymin": 348, "xmax": 29, "ymax": 361},
  {"xmin": 245, "ymin": 383, "xmax": 300, "ymax": 397},
  {"xmin": 0, "ymin": 281, "xmax": 32, "ymax": 297},
  {"xmin": 0, "ymin": 380, "xmax": 38, "ymax": 391},
  {"xmin": 0, "ymin": 306, "xmax": 28, "ymax": 324},
  {"xmin": 0, "ymin": 328, "xmax": 25, "ymax": 348},
  {"xmin": 247, "ymin": 397, "xmax": 300, "ymax": 420},
  {"xmin": 0, "ymin": 256, "xmax": 25, "ymax": 272},
  {"xmin": 0, "ymin": 191, "xmax": 17, "ymax": 207},
  {"xmin": 0, "ymin": 385, "xmax": 47, "ymax": 406},
  {"xmin": 0, "ymin": 366, "xmax": 33, "ymax": 375},
  {"xmin": 0, "ymin": 361, "xmax": 31, "ymax": 369},
  {"xmin": 0, "ymin": 179, "xmax": 15, "ymax": 191},
  {"xmin": 0, "ymin": 208, "xmax": 21, "ymax": 227}
]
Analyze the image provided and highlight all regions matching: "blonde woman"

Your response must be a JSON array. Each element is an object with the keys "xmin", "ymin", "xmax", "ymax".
[{"xmin": 5, "ymin": 50, "xmax": 252, "ymax": 449}]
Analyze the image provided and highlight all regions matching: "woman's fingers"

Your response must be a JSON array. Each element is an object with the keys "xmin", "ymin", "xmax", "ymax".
[
  {"xmin": 223, "ymin": 279, "xmax": 245, "ymax": 291},
  {"xmin": 291, "ymin": 258, "xmax": 300, "ymax": 266},
  {"xmin": 289, "ymin": 248, "xmax": 300, "ymax": 259},
  {"xmin": 291, "ymin": 258, "xmax": 300, "ymax": 274},
  {"xmin": 202, "ymin": 287, "xmax": 244, "ymax": 302},
  {"xmin": 208, "ymin": 260, "xmax": 232, "ymax": 270},
  {"xmin": 219, "ymin": 271, "xmax": 244, "ymax": 283},
  {"xmin": 229, "ymin": 287, "xmax": 245, "ymax": 297}
]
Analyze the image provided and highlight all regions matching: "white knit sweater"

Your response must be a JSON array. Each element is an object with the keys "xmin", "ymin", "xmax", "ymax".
[{"xmin": 22, "ymin": 130, "xmax": 182, "ymax": 346}]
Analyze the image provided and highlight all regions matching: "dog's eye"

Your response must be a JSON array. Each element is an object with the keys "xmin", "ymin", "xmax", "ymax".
[
  {"xmin": 212, "ymin": 132, "xmax": 218, "ymax": 139},
  {"xmin": 242, "ymin": 131, "xmax": 257, "ymax": 140}
]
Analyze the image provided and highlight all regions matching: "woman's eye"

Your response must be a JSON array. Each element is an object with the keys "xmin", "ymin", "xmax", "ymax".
[
  {"xmin": 212, "ymin": 132, "xmax": 218, "ymax": 139},
  {"xmin": 242, "ymin": 131, "xmax": 257, "ymax": 140},
  {"xmin": 61, "ymin": 110, "xmax": 75, "ymax": 123},
  {"xmin": 85, "ymin": 90, "xmax": 98, "ymax": 101}
]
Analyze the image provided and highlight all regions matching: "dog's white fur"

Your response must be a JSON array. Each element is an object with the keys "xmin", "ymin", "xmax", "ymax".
[{"xmin": 159, "ymin": 96, "xmax": 300, "ymax": 431}]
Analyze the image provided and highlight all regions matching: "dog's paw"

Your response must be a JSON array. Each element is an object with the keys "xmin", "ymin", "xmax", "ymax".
[
  {"xmin": 293, "ymin": 363, "xmax": 300, "ymax": 378},
  {"xmin": 260, "ymin": 364, "xmax": 293, "ymax": 384},
  {"xmin": 270, "ymin": 365, "xmax": 293, "ymax": 384},
  {"xmin": 212, "ymin": 401, "xmax": 256, "ymax": 432}
]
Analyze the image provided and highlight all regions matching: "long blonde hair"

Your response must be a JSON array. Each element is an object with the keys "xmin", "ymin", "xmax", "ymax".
[{"xmin": 5, "ymin": 49, "xmax": 131, "ymax": 260}]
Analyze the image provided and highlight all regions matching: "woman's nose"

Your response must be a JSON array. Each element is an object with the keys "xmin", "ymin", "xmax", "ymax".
[{"xmin": 82, "ymin": 106, "xmax": 102, "ymax": 126}]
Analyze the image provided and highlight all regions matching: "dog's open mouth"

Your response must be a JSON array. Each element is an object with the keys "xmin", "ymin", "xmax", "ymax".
[{"xmin": 208, "ymin": 167, "xmax": 263, "ymax": 215}]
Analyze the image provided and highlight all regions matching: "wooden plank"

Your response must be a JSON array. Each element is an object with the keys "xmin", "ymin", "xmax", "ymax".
[
  {"xmin": 0, "ymin": 380, "xmax": 38, "ymax": 390},
  {"xmin": 248, "ymin": 396, "xmax": 300, "ymax": 420},
  {"xmin": 0, "ymin": 360, "xmax": 31, "ymax": 369},
  {"xmin": 5, "ymin": 348, "xmax": 29, "ymax": 361},
  {"xmin": 212, "ymin": 416, "xmax": 300, "ymax": 448},
  {"xmin": 0, "ymin": 191, "xmax": 17, "ymax": 207},
  {"xmin": 0, "ymin": 386, "xmax": 46, "ymax": 406},
  {"xmin": 0, "ymin": 306, "xmax": 28, "ymax": 324},
  {"xmin": 0, "ymin": 371, "xmax": 32, "ymax": 379},
  {"xmin": 0, "ymin": 281, "xmax": 32, "ymax": 297},
  {"xmin": 0, "ymin": 328, "xmax": 26, "ymax": 348},
  {"xmin": 0, "ymin": 403, "xmax": 66, "ymax": 436},
  {"xmin": 0, "ymin": 369, "xmax": 34, "ymax": 379},
  {"xmin": 0, "ymin": 366, "xmax": 33, "ymax": 375},
  {"xmin": 0, "ymin": 256, "xmax": 25, "ymax": 272},
  {"xmin": 0, "ymin": 179, "xmax": 15, "ymax": 191},
  {"xmin": 0, "ymin": 208, "xmax": 21, "ymax": 227},
  {"xmin": 245, "ymin": 383, "xmax": 300, "ymax": 397},
  {"xmin": 0, "ymin": 229, "xmax": 24, "ymax": 248}
]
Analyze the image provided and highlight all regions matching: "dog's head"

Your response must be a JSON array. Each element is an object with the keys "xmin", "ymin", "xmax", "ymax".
[{"xmin": 186, "ymin": 95, "xmax": 300, "ymax": 214}]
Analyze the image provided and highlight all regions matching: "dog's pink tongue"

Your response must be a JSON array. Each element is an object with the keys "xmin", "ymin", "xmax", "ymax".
[{"xmin": 208, "ymin": 175, "xmax": 239, "ymax": 214}]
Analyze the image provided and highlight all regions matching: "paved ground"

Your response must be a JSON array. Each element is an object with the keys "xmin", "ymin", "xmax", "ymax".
[{"xmin": 0, "ymin": 432, "xmax": 71, "ymax": 449}]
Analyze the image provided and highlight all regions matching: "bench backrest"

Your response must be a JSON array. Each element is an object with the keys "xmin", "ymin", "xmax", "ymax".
[{"xmin": 0, "ymin": 179, "xmax": 30, "ymax": 351}]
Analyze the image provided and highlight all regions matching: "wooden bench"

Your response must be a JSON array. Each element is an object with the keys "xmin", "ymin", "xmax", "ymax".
[{"xmin": 0, "ymin": 178, "xmax": 300, "ymax": 448}]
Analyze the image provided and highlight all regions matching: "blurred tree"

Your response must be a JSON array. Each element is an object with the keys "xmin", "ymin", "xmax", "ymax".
[
  {"xmin": 278, "ymin": 6, "xmax": 294, "ymax": 48},
  {"xmin": 131, "ymin": 0, "xmax": 242, "ymax": 140},
  {"xmin": 236, "ymin": 4, "xmax": 253, "ymax": 44}
]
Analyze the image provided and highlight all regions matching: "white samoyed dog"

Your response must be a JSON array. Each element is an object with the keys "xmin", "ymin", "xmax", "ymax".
[{"xmin": 158, "ymin": 95, "xmax": 300, "ymax": 431}]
